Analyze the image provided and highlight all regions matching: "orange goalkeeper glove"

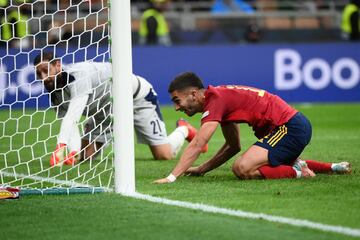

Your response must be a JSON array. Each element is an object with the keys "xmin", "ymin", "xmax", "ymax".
[
  {"xmin": 64, "ymin": 151, "xmax": 79, "ymax": 166},
  {"xmin": 50, "ymin": 143, "xmax": 67, "ymax": 166}
]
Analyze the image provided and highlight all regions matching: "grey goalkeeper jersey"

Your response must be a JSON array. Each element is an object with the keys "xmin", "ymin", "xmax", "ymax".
[
  {"xmin": 51, "ymin": 61, "xmax": 161, "ymax": 146},
  {"xmin": 53, "ymin": 61, "xmax": 152, "ymax": 118},
  {"xmin": 55, "ymin": 61, "xmax": 112, "ymax": 118}
]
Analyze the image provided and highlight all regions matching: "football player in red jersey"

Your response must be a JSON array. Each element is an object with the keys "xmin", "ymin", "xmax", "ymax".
[{"xmin": 154, "ymin": 72, "xmax": 351, "ymax": 183}]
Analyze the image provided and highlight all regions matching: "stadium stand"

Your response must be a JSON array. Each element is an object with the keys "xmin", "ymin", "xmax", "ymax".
[{"xmin": 21, "ymin": 0, "xmax": 348, "ymax": 46}]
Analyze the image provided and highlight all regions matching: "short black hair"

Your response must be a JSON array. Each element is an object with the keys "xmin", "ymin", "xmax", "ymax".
[
  {"xmin": 33, "ymin": 52, "xmax": 59, "ymax": 66},
  {"xmin": 168, "ymin": 72, "xmax": 205, "ymax": 93}
]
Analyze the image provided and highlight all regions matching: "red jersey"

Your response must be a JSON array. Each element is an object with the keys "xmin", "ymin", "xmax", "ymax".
[{"xmin": 201, "ymin": 85, "xmax": 297, "ymax": 139}]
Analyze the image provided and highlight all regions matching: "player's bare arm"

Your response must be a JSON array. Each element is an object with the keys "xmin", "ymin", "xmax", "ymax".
[
  {"xmin": 58, "ymin": 95, "xmax": 88, "ymax": 142},
  {"xmin": 154, "ymin": 121, "xmax": 218, "ymax": 183},
  {"xmin": 186, "ymin": 122, "xmax": 241, "ymax": 176},
  {"xmin": 50, "ymin": 94, "xmax": 89, "ymax": 166},
  {"xmin": 185, "ymin": 143, "xmax": 230, "ymax": 176}
]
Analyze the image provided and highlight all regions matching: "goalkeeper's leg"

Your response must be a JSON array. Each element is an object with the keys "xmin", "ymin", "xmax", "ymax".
[
  {"xmin": 135, "ymin": 114, "xmax": 188, "ymax": 160},
  {"xmin": 79, "ymin": 139, "xmax": 104, "ymax": 161},
  {"xmin": 149, "ymin": 144, "xmax": 174, "ymax": 160},
  {"xmin": 148, "ymin": 120, "xmax": 208, "ymax": 160},
  {"xmin": 77, "ymin": 113, "xmax": 109, "ymax": 162}
]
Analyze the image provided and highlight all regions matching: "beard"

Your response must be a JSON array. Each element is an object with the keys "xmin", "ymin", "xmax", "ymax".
[
  {"xmin": 186, "ymin": 110, "xmax": 196, "ymax": 117},
  {"xmin": 43, "ymin": 73, "xmax": 67, "ymax": 92},
  {"xmin": 44, "ymin": 72, "xmax": 73, "ymax": 107}
]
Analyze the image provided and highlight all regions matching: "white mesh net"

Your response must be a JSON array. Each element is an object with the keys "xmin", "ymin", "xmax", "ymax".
[{"xmin": 0, "ymin": 0, "xmax": 114, "ymax": 194}]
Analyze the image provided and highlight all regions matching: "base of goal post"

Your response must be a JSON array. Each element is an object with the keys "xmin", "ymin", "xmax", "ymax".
[{"xmin": 19, "ymin": 187, "xmax": 111, "ymax": 196}]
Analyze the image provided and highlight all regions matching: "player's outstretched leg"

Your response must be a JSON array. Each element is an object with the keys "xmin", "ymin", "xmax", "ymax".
[
  {"xmin": 256, "ymin": 161, "xmax": 315, "ymax": 179},
  {"xmin": 300, "ymin": 159, "xmax": 351, "ymax": 174},
  {"xmin": 331, "ymin": 162, "xmax": 351, "ymax": 174},
  {"xmin": 233, "ymin": 145, "xmax": 315, "ymax": 180},
  {"xmin": 176, "ymin": 118, "xmax": 208, "ymax": 153}
]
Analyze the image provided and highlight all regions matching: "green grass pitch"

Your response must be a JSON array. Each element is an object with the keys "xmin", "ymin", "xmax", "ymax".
[{"xmin": 0, "ymin": 103, "xmax": 360, "ymax": 240}]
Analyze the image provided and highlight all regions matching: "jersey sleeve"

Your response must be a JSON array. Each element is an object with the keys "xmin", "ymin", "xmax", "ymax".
[
  {"xmin": 200, "ymin": 89, "xmax": 226, "ymax": 125},
  {"xmin": 57, "ymin": 95, "xmax": 89, "ymax": 145},
  {"xmin": 48, "ymin": 88, "xmax": 70, "ymax": 119},
  {"xmin": 69, "ymin": 77, "xmax": 92, "ymax": 98},
  {"xmin": 64, "ymin": 63, "xmax": 93, "ymax": 99}
]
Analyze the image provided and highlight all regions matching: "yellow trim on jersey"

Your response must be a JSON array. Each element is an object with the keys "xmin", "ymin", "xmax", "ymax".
[{"xmin": 268, "ymin": 125, "xmax": 287, "ymax": 147}]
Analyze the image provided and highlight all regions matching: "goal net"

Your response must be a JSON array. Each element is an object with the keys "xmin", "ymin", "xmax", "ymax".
[{"xmin": 0, "ymin": 0, "xmax": 115, "ymax": 194}]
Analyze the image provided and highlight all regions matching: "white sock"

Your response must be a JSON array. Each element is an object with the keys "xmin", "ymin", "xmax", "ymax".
[
  {"xmin": 331, "ymin": 163, "xmax": 340, "ymax": 172},
  {"xmin": 331, "ymin": 163, "xmax": 335, "ymax": 171},
  {"xmin": 167, "ymin": 126, "xmax": 188, "ymax": 157},
  {"xmin": 292, "ymin": 167, "xmax": 302, "ymax": 178}
]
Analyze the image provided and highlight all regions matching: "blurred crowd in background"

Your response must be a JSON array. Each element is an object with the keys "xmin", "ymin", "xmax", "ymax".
[{"xmin": 0, "ymin": 0, "xmax": 359, "ymax": 49}]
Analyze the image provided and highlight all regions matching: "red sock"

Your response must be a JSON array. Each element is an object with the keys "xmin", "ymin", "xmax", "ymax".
[
  {"xmin": 304, "ymin": 159, "xmax": 331, "ymax": 173},
  {"xmin": 258, "ymin": 165, "xmax": 297, "ymax": 179}
]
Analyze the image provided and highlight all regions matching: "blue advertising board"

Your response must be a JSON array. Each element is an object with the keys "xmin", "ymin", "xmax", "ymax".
[
  {"xmin": 0, "ymin": 42, "xmax": 359, "ymax": 109},
  {"xmin": 0, "ymin": 47, "xmax": 109, "ymax": 109},
  {"xmin": 133, "ymin": 43, "xmax": 360, "ymax": 104}
]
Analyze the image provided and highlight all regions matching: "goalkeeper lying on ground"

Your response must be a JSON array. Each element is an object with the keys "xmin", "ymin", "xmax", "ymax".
[{"xmin": 34, "ymin": 52, "xmax": 207, "ymax": 166}]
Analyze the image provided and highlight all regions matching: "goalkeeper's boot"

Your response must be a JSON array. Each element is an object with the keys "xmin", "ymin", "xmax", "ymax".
[
  {"xmin": 64, "ymin": 151, "xmax": 79, "ymax": 166},
  {"xmin": 331, "ymin": 162, "xmax": 351, "ymax": 174},
  {"xmin": 176, "ymin": 119, "xmax": 208, "ymax": 153},
  {"xmin": 293, "ymin": 159, "xmax": 316, "ymax": 178},
  {"xmin": 50, "ymin": 143, "xmax": 67, "ymax": 166}
]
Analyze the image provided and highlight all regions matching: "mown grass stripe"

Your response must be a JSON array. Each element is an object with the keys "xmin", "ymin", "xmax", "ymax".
[{"xmin": 2, "ymin": 170, "xmax": 360, "ymax": 237}]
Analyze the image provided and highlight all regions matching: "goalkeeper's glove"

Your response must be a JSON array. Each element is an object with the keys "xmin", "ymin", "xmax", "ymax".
[
  {"xmin": 50, "ymin": 143, "xmax": 67, "ymax": 166},
  {"xmin": 64, "ymin": 151, "xmax": 79, "ymax": 166}
]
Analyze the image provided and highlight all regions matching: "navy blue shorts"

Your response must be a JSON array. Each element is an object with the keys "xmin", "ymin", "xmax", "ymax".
[{"xmin": 254, "ymin": 112, "xmax": 312, "ymax": 166}]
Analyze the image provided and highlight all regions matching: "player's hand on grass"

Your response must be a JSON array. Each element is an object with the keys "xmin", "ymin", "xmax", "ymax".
[
  {"xmin": 154, "ymin": 173, "xmax": 177, "ymax": 184},
  {"xmin": 153, "ymin": 178, "xmax": 172, "ymax": 184},
  {"xmin": 185, "ymin": 166, "xmax": 204, "ymax": 176}
]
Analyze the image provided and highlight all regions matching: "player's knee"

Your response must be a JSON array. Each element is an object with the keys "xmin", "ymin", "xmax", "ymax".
[
  {"xmin": 232, "ymin": 160, "xmax": 251, "ymax": 179},
  {"xmin": 153, "ymin": 152, "xmax": 173, "ymax": 161},
  {"xmin": 232, "ymin": 157, "xmax": 257, "ymax": 179},
  {"xmin": 150, "ymin": 144, "xmax": 175, "ymax": 160}
]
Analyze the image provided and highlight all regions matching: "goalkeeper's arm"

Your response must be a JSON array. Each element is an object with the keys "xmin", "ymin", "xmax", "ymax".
[
  {"xmin": 50, "ymin": 94, "xmax": 89, "ymax": 166},
  {"xmin": 57, "ymin": 94, "xmax": 89, "ymax": 152}
]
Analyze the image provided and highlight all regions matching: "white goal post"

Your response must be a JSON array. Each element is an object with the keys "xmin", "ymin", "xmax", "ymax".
[
  {"xmin": 0, "ymin": 0, "xmax": 135, "ymax": 195},
  {"xmin": 111, "ymin": 0, "xmax": 135, "ymax": 195}
]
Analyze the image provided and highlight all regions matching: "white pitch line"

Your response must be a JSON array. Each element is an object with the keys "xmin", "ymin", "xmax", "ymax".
[
  {"xmin": 2, "ymin": 171, "xmax": 360, "ymax": 237},
  {"xmin": 129, "ymin": 192, "xmax": 360, "ymax": 238}
]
